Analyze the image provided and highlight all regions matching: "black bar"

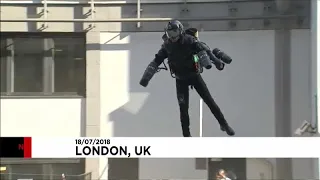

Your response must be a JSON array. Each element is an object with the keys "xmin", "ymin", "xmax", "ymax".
[{"xmin": 0, "ymin": 137, "xmax": 24, "ymax": 158}]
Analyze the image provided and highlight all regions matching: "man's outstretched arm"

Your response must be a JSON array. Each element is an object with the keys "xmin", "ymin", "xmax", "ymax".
[{"xmin": 139, "ymin": 45, "xmax": 168, "ymax": 87}]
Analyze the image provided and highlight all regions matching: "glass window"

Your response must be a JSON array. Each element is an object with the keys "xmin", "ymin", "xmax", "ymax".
[
  {"xmin": 0, "ymin": 33, "xmax": 86, "ymax": 97},
  {"xmin": 0, "ymin": 38, "xmax": 7, "ymax": 92},
  {"xmin": 53, "ymin": 37, "xmax": 86, "ymax": 95},
  {"xmin": 0, "ymin": 173, "xmax": 8, "ymax": 180},
  {"xmin": 13, "ymin": 37, "xmax": 44, "ymax": 93}
]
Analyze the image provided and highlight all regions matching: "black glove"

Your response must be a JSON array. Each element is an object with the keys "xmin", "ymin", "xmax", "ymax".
[{"xmin": 139, "ymin": 61, "xmax": 158, "ymax": 87}]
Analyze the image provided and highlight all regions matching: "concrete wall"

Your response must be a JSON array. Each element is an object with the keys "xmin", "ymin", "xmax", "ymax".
[
  {"xmin": 290, "ymin": 29, "xmax": 312, "ymax": 136},
  {"xmin": 201, "ymin": 30, "xmax": 275, "ymax": 137},
  {"xmin": 0, "ymin": 98, "xmax": 84, "ymax": 137}
]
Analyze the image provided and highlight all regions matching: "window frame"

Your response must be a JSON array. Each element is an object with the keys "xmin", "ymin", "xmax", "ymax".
[{"xmin": 0, "ymin": 32, "xmax": 86, "ymax": 98}]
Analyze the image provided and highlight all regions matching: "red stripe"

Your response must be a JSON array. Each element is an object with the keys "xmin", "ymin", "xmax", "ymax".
[{"xmin": 23, "ymin": 137, "xmax": 32, "ymax": 158}]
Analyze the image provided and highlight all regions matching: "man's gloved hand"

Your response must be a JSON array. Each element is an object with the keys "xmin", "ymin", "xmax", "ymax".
[{"xmin": 215, "ymin": 62, "xmax": 225, "ymax": 71}]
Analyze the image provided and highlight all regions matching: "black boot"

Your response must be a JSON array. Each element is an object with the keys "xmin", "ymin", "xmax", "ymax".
[
  {"xmin": 183, "ymin": 130, "xmax": 192, "ymax": 137},
  {"xmin": 182, "ymin": 127, "xmax": 192, "ymax": 137},
  {"xmin": 220, "ymin": 124, "xmax": 235, "ymax": 136}
]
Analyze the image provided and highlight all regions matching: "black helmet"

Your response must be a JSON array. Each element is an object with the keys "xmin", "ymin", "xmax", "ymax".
[{"xmin": 165, "ymin": 20, "xmax": 184, "ymax": 42}]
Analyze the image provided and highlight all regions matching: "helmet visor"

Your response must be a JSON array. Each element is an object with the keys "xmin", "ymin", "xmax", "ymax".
[{"xmin": 166, "ymin": 29, "xmax": 180, "ymax": 41}]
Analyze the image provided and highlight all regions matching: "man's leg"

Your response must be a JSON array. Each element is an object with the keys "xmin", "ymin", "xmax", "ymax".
[
  {"xmin": 176, "ymin": 79, "xmax": 191, "ymax": 137},
  {"xmin": 192, "ymin": 75, "xmax": 235, "ymax": 136}
]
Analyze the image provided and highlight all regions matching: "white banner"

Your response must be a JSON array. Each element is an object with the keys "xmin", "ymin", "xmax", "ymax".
[{"xmin": 29, "ymin": 137, "xmax": 320, "ymax": 158}]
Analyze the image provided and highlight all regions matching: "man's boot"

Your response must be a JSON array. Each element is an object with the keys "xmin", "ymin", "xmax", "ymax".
[
  {"xmin": 182, "ymin": 126, "xmax": 192, "ymax": 137},
  {"xmin": 220, "ymin": 124, "xmax": 235, "ymax": 136}
]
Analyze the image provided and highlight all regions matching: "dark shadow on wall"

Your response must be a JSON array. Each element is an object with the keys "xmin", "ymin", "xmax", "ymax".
[
  {"xmin": 120, "ymin": 5, "xmax": 139, "ymax": 32},
  {"xmin": 73, "ymin": 5, "xmax": 85, "ymax": 32},
  {"xmin": 27, "ymin": 5, "xmax": 42, "ymax": 32},
  {"xmin": 108, "ymin": 158, "xmax": 139, "ymax": 180}
]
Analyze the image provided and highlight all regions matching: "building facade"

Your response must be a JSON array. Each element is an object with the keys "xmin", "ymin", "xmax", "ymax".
[{"xmin": 0, "ymin": 0, "xmax": 319, "ymax": 179}]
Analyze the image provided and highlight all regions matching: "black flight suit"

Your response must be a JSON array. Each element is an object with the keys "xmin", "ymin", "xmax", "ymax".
[{"xmin": 149, "ymin": 34, "xmax": 230, "ymax": 137}]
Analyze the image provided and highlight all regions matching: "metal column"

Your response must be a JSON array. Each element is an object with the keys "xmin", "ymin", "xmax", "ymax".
[
  {"xmin": 311, "ymin": 0, "xmax": 319, "ymax": 132},
  {"xmin": 136, "ymin": 0, "xmax": 141, "ymax": 28},
  {"xmin": 5, "ymin": 38, "xmax": 14, "ymax": 94},
  {"xmin": 42, "ymin": 0, "xmax": 49, "ymax": 29},
  {"xmin": 89, "ymin": 0, "xmax": 96, "ymax": 29}
]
